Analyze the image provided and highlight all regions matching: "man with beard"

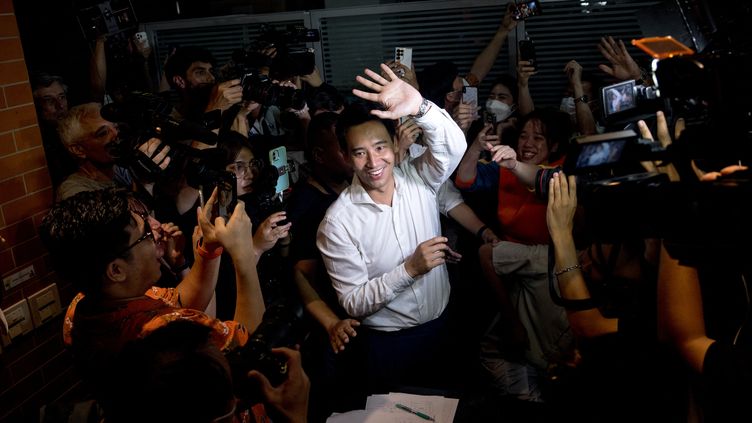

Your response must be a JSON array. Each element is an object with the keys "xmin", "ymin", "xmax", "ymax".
[
  {"xmin": 163, "ymin": 46, "xmax": 242, "ymax": 123},
  {"xmin": 56, "ymin": 103, "xmax": 171, "ymax": 202}
]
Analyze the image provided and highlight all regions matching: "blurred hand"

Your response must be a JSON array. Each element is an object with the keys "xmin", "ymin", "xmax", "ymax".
[
  {"xmin": 159, "ymin": 222, "xmax": 185, "ymax": 268},
  {"xmin": 206, "ymin": 79, "xmax": 242, "ymax": 112},
  {"xmin": 452, "ymin": 102, "xmax": 478, "ymax": 132},
  {"xmin": 471, "ymin": 123, "xmax": 500, "ymax": 153},
  {"xmin": 636, "ymin": 111, "xmax": 681, "ymax": 181},
  {"xmin": 248, "ymin": 347, "xmax": 310, "ymax": 423},
  {"xmin": 488, "ymin": 144, "xmax": 517, "ymax": 169},
  {"xmin": 327, "ymin": 319, "xmax": 360, "ymax": 353},
  {"xmin": 546, "ymin": 172, "xmax": 577, "ymax": 238},
  {"xmin": 212, "ymin": 200, "xmax": 253, "ymax": 258},
  {"xmin": 517, "ymin": 60, "xmax": 537, "ymax": 88},
  {"xmin": 563, "ymin": 60, "xmax": 583, "ymax": 85},
  {"xmin": 501, "ymin": 2, "xmax": 518, "ymax": 32},
  {"xmin": 300, "ymin": 67, "xmax": 324, "ymax": 88},
  {"xmin": 138, "ymin": 138, "xmax": 171, "ymax": 170},
  {"xmin": 598, "ymin": 36, "xmax": 641, "ymax": 81},
  {"xmin": 352, "ymin": 64, "xmax": 423, "ymax": 120},
  {"xmin": 384, "ymin": 60, "xmax": 419, "ymax": 90},
  {"xmin": 254, "ymin": 212, "xmax": 291, "ymax": 255},
  {"xmin": 404, "ymin": 236, "xmax": 462, "ymax": 278},
  {"xmin": 395, "ymin": 117, "xmax": 423, "ymax": 162}
]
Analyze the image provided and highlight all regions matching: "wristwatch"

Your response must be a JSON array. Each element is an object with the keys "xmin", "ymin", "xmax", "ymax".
[
  {"xmin": 412, "ymin": 97, "xmax": 431, "ymax": 119},
  {"xmin": 574, "ymin": 95, "xmax": 589, "ymax": 104}
]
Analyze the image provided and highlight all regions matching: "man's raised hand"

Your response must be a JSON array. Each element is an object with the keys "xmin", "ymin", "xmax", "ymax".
[{"xmin": 352, "ymin": 64, "xmax": 423, "ymax": 120}]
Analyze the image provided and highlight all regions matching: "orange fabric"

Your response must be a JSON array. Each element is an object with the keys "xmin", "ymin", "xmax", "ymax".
[
  {"xmin": 498, "ymin": 157, "xmax": 565, "ymax": 245},
  {"xmin": 63, "ymin": 287, "xmax": 248, "ymax": 352}
]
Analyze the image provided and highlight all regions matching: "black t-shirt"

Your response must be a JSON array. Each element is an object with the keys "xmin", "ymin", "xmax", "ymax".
[{"xmin": 702, "ymin": 341, "xmax": 752, "ymax": 422}]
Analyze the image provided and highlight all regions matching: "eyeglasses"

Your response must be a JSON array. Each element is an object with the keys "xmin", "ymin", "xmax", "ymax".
[
  {"xmin": 115, "ymin": 212, "xmax": 154, "ymax": 257},
  {"xmin": 231, "ymin": 159, "xmax": 263, "ymax": 176}
]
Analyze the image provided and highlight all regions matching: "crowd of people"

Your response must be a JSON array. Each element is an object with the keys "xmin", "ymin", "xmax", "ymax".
[{"xmin": 33, "ymin": 3, "xmax": 751, "ymax": 423}]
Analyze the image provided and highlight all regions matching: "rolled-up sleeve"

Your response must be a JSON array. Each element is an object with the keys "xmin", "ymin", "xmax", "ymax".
[{"xmin": 412, "ymin": 102, "xmax": 467, "ymax": 192}]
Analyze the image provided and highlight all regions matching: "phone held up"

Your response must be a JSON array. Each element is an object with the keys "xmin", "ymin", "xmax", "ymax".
[
  {"xmin": 394, "ymin": 47, "xmax": 413, "ymax": 77},
  {"xmin": 518, "ymin": 39, "xmax": 537, "ymax": 70},
  {"xmin": 199, "ymin": 172, "xmax": 238, "ymax": 222},
  {"xmin": 462, "ymin": 86, "xmax": 479, "ymax": 119},
  {"xmin": 512, "ymin": 0, "xmax": 542, "ymax": 21}
]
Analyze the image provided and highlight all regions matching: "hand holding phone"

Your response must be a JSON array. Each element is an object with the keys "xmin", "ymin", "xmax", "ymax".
[
  {"xmin": 269, "ymin": 146, "xmax": 290, "ymax": 195},
  {"xmin": 518, "ymin": 39, "xmax": 537, "ymax": 70},
  {"xmin": 462, "ymin": 86, "xmax": 479, "ymax": 120}
]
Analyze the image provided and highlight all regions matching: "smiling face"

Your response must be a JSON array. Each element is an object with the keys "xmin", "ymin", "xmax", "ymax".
[
  {"xmin": 516, "ymin": 119, "xmax": 550, "ymax": 165},
  {"xmin": 346, "ymin": 120, "xmax": 395, "ymax": 198}
]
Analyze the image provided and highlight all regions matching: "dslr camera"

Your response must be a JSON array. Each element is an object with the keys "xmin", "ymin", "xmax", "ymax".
[{"xmin": 226, "ymin": 301, "xmax": 305, "ymax": 400}]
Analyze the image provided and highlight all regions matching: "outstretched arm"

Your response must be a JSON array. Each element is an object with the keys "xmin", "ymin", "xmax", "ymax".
[
  {"xmin": 468, "ymin": 3, "xmax": 518, "ymax": 85},
  {"xmin": 547, "ymin": 172, "xmax": 618, "ymax": 338},
  {"xmin": 657, "ymin": 243, "xmax": 713, "ymax": 373}
]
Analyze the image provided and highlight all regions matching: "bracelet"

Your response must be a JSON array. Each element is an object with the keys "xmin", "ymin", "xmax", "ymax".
[
  {"xmin": 196, "ymin": 238, "xmax": 223, "ymax": 260},
  {"xmin": 475, "ymin": 225, "xmax": 489, "ymax": 241},
  {"xmin": 554, "ymin": 263, "xmax": 582, "ymax": 277}
]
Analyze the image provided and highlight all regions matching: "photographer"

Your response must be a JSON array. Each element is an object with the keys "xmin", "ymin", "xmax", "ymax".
[
  {"xmin": 55, "ymin": 102, "xmax": 171, "ymax": 201},
  {"xmin": 40, "ymin": 187, "xmax": 265, "ymax": 404},
  {"xmin": 104, "ymin": 320, "xmax": 310, "ymax": 423},
  {"xmin": 164, "ymin": 46, "xmax": 243, "ymax": 123}
]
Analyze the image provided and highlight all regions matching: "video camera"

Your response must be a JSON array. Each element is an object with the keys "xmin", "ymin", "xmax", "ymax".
[
  {"xmin": 222, "ymin": 48, "xmax": 306, "ymax": 111},
  {"xmin": 256, "ymin": 24, "xmax": 320, "ymax": 80},
  {"xmin": 100, "ymin": 92, "xmax": 235, "ymax": 191},
  {"xmin": 226, "ymin": 301, "xmax": 305, "ymax": 400}
]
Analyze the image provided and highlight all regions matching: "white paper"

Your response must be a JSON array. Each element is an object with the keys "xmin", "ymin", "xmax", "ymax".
[{"xmin": 328, "ymin": 392, "xmax": 458, "ymax": 423}]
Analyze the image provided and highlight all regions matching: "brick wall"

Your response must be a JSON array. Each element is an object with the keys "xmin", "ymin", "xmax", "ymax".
[{"xmin": 0, "ymin": 0, "xmax": 80, "ymax": 421}]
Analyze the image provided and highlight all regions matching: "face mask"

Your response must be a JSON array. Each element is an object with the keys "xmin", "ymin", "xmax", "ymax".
[
  {"xmin": 485, "ymin": 99, "xmax": 513, "ymax": 122},
  {"xmin": 559, "ymin": 97, "xmax": 577, "ymax": 123}
]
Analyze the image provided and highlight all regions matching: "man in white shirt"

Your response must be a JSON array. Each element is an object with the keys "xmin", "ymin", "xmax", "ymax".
[{"xmin": 316, "ymin": 65, "xmax": 466, "ymax": 391}]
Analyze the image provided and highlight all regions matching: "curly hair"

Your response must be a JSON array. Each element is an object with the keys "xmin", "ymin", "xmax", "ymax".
[{"xmin": 39, "ymin": 188, "xmax": 134, "ymax": 295}]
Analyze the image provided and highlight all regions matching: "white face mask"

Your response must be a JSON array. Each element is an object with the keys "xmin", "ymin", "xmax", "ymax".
[
  {"xmin": 485, "ymin": 99, "xmax": 513, "ymax": 122},
  {"xmin": 559, "ymin": 97, "xmax": 577, "ymax": 123}
]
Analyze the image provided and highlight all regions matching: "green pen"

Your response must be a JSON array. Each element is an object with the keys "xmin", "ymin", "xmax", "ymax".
[{"xmin": 395, "ymin": 403, "xmax": 435, "ymax": 421}]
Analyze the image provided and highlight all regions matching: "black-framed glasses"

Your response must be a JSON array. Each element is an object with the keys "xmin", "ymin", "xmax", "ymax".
[
  {"xmin": 231, "ymin": 159, "xmax": 263, "ymax": 176},
  {"xmin": 115, "ymin": 212, "xmax": 154, "ymax": 257}
]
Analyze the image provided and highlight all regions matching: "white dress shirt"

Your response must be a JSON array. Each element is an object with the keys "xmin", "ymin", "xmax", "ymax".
[{"xmin": 317, "ymin": 103, "xmax": 466, "ymax": 331}]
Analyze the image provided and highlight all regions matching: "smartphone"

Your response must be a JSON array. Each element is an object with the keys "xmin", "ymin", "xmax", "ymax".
[
  {"xmin": 133, "ymin": 31, "xmax": 150, "ymax": 49},
  {"xmin": 513, "ymin": 0, "xmax": 543, "ymax": 21},
  {"xmin": 483, "ymin": 110, "xmax": 497, "ymax": 134},
  {"xmin": 269, "ymin": 146, "xmax": 290, "ymax": 195},
  {"xmin": 518, "ymin": 39, "xmax": 537, "ymax": 70},
  {"xmin": 200, "ymin": 172, "xmax": 238, "ymax": 221},
  {"xmin": 462, "ymin": 86, "xmax": 479, "ymax": 119},
  {"xmin": 394, "ymin": 47, "xmax": 413, "ymax": 70}
]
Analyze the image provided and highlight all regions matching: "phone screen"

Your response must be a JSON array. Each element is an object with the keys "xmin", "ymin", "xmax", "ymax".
[
  {"xmin": 513, "ymin": 0, "xmax": 542, "ymax": 21},
  {"xmin": 269, "ymin": 146, "xmax": 290, "ymax": 195},
  {"xmin": 200, "ymin": 172, "xmax": 238, "ymax": 222}
]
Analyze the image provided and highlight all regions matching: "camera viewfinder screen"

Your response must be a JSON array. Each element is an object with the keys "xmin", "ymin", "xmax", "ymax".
[
  {"xmin": 514, "ymin": 1, "xmax": 541, "ymax": 20},
  {"xmin": 575, "ymin": 140, "xmax": 627, "ymax": 169},
  {"xmin": 603, "ymin": 81, "xmax": 636, "ymax": 116}
]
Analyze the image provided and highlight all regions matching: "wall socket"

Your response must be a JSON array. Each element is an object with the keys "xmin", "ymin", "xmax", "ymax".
[
  {"xmin": 27, "ymin": 284, "xmax": 63, "ymax": 328},
  {"xmin": 3, "ymin": 299, "xmax": 34, "ymax": 339}
]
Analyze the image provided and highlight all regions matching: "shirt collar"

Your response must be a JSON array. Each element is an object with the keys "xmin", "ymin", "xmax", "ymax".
[{"xmin": 348, "ymin": 168, "xmax": 404, "ymax": 206}]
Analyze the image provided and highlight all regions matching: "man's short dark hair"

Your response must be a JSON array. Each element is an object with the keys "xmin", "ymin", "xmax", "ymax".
[
  {"xmin": 164, "ymin": 46, "xmax": 216, "ymax": 89},
  {"xmin": 306, "ymin": 112, "xmax": 340, "ymax": 161},
  {"xmin": 40, "ymin": 188, "xmax": 134, "ymax": 295},
  {"xmin": 102, "ymin": 320, "xmax": 234, "ymax": 423},
  {"xmin": 309, "ymin": 85, "xmax": 345, "ymax": 115},
  {"xmin": 335, "ymin": 104, "xmax": 395, "ymax": 153},
  {"xmin": 418, "ymin": 61, "xmax": 459, "ymax": 107},
  {"xmin": 30, "ymin": 72, "xmax": 68, "ymax": 95}
]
